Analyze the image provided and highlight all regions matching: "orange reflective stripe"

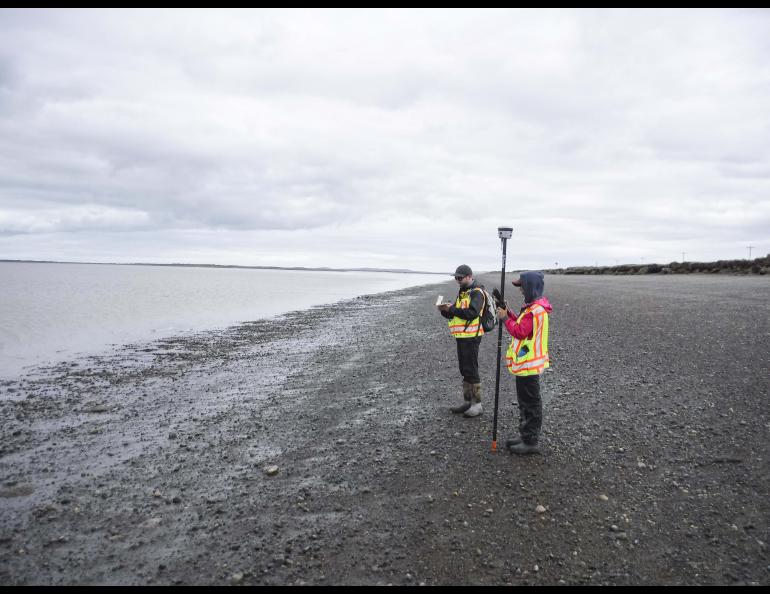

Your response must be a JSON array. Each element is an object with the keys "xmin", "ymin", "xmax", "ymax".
[
  {"xmin": 510, "ymin": 355, "xmax": 549, "ymax": 368},
  {"xmin": 533, "ymin": 312, "xmax": 544, "ymax": 357},
  {"xmin": 514, "ymin": 363, "xmax": 550, "ymax": 375},
  {"xmin": 507, "ymin": 354, "xmax": 549, "ymax": 368},
  {"xmin": 508, "ymin": 360, "xmax": 549, "ymax": 376}
]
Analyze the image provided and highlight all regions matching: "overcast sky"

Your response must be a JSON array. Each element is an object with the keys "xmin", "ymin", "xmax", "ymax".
[{"xmin": 1, "ymin": 8, "xmax": 768, "ymax": 272}]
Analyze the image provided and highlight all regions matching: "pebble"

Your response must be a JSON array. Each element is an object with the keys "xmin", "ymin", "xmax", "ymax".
[
  {"xmin": 83, "ymin": 405, "xmax": 111, "ymax": 413},
  {"xmin": 535, "ymin": 505, "xmax": 546, "ymax": 514},
  {"xmin": 0, "ymin": 484, "xmax": 34, "ymax": 498},
  {"xmin": 231, "ymin": 573, "xmax": 243, "ymax": 584},
  {"xmin": 599, "ymin": 494, "xmax": 609, "ymax": 501},
  {"xmin": 265, "ymin": 465, "xmax": 279, "ymax": 476}
]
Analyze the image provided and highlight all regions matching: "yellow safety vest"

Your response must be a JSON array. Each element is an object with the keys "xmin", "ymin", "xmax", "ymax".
[
  {"xmin": 505, "ymin": 303, "xmax": 549, "ymax": 376},
  {"xmin": 448, "ymin": 288, "xmax": 485, "ymax": 338}
]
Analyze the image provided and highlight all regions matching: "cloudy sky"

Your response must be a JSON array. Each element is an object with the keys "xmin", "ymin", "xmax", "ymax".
[{"xmin": 1, "ymin": 8, "xmax": 768, "ymax": 272}]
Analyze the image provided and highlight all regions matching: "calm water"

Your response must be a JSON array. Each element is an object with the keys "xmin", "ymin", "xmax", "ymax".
[{"xmin": 0, "ymin": 262, "xmax": 441, "ymax": 379}]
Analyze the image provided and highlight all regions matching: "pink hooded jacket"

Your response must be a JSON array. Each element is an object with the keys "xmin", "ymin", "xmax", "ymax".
[{"xmin": 504, "ymin": 296, "xmax": 553, "ymax": 339}]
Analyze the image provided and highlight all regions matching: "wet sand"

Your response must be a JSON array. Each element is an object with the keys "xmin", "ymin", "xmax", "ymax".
[{"xmin": 1, "ymin": 274, "xmax": 769, "ymax": 585}]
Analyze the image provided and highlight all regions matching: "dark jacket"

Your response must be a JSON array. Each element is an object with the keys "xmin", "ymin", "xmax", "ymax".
[{"xmin": 440, "ymin": 280, "xmax": 485, "ymax": 321}]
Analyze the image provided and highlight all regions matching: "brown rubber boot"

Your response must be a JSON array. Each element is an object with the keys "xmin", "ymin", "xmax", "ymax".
[
  {"xmin": 464, "ymin": 383, "xmax": 483, "ymax": 417},
  {"xmin": 450, "ymin": 382, "xmax": 472, "ymax": 414}
]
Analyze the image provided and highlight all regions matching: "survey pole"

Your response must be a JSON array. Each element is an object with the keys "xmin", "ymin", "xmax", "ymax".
[{"xmin": 491, "ymin": 226, "xmax": 512, "ymax": 453}]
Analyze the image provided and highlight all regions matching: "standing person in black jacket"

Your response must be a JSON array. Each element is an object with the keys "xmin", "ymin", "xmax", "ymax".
[{"xmin": 437, "ymin": 264, "xmax": 486, "ymax": 417}]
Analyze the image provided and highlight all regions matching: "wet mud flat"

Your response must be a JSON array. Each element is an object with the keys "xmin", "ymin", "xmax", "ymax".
[{"xmin": 1, "ymin": 275, "xmax": 768, "ymax": 585}]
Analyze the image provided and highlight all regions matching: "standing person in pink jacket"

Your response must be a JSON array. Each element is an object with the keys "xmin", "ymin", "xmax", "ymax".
[{"xmin": 497, "ymin": 271, "xmax": 553, "ymax": 455}]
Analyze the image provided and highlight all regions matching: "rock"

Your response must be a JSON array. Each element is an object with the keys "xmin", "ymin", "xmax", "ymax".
[
  {"xmin": 598, "ymin": 494, "xmax": 609, "ymax": 501},
  {"xmin": 265, "ymin": 465, "xmax": 280, "ymax": 476},
  {"xmin": 535, "ymin": 505, "xmax": 546, "ymax": 514},
  {"xmin": 83, "ymin": 405, "xmax": 111, "ymax": 413},
  {"xmin": 0, "ymin": 484, "xmax": 34, "ymax": 498}
]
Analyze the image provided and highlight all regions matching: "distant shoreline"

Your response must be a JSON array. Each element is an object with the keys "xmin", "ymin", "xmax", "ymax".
[
  {"xmin": 4, "ymin": 256, "xmax": 768, "ymax": 277},
  {"xmin": 540, "ymin": 254, "xmax": 770, "ymax": 277},
  {"xmin": 0, "ymin": 259, "xmax": 444, "ymax": 276}
]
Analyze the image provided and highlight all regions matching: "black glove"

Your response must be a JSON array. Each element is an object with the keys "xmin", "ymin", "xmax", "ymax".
[{"xmin": 492, "ymin": 288, "xmax": 506, "ymax": 309}]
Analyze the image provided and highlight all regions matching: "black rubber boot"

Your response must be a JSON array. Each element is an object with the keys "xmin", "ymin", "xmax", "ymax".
[{"xmin": 509, "ymin": 441, "xmax": 541, "ymax": 456}]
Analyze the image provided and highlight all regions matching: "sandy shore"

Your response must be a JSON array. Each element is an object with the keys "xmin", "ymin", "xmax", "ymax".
[{"xmin": 1, "ymin": 274, "xmax": 769, "ymax": 585}]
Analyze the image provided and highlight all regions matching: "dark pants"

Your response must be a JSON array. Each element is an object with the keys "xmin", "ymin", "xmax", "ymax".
[
  {"xmin": 515, "ymin": 375, "xmax": 542, "ymax": 445},
  {"xmin": 456, "ymin": 336, "xmax": 482, "ymax": 384}
]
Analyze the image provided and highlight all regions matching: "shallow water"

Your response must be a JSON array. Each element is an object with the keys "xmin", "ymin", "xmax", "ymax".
[{"xmin": 0, "ymin": 262, "xmax": 441, "ymax": 379}]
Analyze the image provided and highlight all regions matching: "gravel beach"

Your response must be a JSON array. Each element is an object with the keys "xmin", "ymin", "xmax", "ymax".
[{"xmin": 1, "ymin": 274, "xmax": 768, "ymax": 585}]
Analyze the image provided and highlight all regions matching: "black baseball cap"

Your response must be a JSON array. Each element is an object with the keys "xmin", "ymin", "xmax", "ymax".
[{"xmin": 453, "ymin": 264, "xmax": 473, "ymax": 277}]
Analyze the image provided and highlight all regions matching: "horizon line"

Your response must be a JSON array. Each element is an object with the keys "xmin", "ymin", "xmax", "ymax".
[{"xmin": 0, "ymin": 258, "xmax": 447, "ymax": 275}]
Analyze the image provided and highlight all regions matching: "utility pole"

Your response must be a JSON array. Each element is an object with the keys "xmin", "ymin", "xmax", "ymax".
[
  {"xmin": 748, "ymin": 245, "xmax": 754, "ymax": 260},
  {"xmin": 682, "ymin": 252, "xmax": 686, "ymax": 263}
]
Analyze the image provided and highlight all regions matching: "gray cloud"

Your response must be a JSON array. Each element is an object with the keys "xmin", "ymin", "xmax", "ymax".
[{"xmin": 0, "ymin": 8, "xmax": 769, "ymax": 270}]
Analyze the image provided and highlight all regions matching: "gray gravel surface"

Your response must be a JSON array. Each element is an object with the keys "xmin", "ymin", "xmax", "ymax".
[{"xmin": 1, "ymin": 274, "xmax": 768, "ymax": 585}]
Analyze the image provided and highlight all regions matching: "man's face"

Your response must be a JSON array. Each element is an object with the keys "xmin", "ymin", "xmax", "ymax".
[{"xmin": 455, "ymin": 274, "xmax": 472, "ymax": 288}]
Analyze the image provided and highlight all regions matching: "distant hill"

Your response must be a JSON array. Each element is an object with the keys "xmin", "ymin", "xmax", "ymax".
[
  {"xmin": 0, "ymin": 259, "xmax": 443, "ymax": 275},
  {"xmin": 540, "ymin": 254, "xmax": 770, "ymax": 276}
]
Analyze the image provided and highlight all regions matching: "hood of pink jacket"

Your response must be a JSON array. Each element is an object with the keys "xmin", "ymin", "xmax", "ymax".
[{"xmin": 530, "ymin": 296, "xmax": 553, "ymax": 313}]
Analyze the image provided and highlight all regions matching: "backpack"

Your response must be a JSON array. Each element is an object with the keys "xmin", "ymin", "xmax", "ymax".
[{"xmin": 474, "ymin": 287, "xmax": 498, "ymax": 333}]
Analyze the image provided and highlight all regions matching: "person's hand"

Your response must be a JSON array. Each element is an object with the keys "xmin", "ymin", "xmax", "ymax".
[
  {"xmin": 497, "ymin": 307, "xmax": 508, "ymax": 321},
  {"xmin": 438, "ymin": 303, "xmax": 451, "ymax": 312}
]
